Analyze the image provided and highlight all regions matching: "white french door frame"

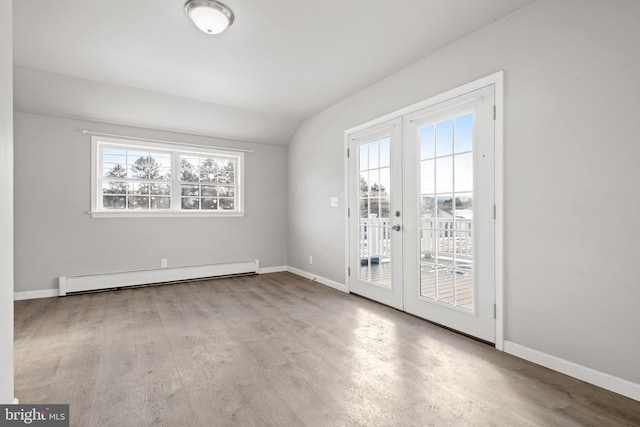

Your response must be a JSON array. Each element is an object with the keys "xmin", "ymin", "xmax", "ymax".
[{"xmin": 344, "ymin": 71, "xmax": 505, "ymax": 349}]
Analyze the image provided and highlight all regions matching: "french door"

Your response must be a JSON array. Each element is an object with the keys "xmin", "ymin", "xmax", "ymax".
[
  {"xmin": 348, "ymin": 119, "xmax": 403, "ymax": 310},
  {"xmin": 347, "ymin": 84, "xmax": 496, "ymax": 343}
]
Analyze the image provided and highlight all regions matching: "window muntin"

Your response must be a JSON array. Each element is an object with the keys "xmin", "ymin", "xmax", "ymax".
[{"xmin": 92, "ymin": 137, "xmax": 244, "ymax": 216}]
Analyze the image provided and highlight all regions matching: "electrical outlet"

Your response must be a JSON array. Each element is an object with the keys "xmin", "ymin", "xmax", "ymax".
[
  {"xmin": 161, "ymin": 259, "xmax": 168, "ymax": 268},
  {"xmin": 309, "ymin": 256, "xmax": 313, "ymax": 264},
  {"xmin": 330, "ymin": 197, "xmax": 339, "ymax": 207}
]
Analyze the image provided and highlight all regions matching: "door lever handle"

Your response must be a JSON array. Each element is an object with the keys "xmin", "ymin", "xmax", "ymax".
[{"xmin": 392, "ymin": 224, "xmax": 402, "ymax": 231}]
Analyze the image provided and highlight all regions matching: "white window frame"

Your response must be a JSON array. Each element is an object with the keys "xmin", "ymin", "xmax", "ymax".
[{"xmin": 91, "ymin": 136, "xmax": 245, "ymax": 218}]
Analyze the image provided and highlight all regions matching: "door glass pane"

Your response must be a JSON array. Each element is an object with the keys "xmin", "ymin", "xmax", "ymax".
[
  {"xmin": 420, "ymin": 160, "xmax": 434, "ymax": 194},
  {"xmin": 436, "ymin": 119, "xmax": 453, "ymax": 157},
  {"xmin": 379, "ymin": 138, "xmax": 390, "ymax": 167},
  {"xmin": 435, "ymin": 157, "xmax": 453, "ymax": 193},
  {"xmin": 358, "ymin": 137, "xmax": 392, "ymax": 288},
  {"xmin": 420, "ymin": 124, "xmax": 435, "ymax": 160},
  {"xmin": 455, "ymin": 113, "xmax": 473, "ymax": 153},
  {"xmin": 455, "ymin": 152, "xmax": 473, "ymax": 192},
  {"xmin": 419, "ymin": 113, "xmax": 475, "ymax": 310}
]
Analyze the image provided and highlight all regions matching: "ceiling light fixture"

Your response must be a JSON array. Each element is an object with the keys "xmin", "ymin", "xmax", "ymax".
[{"xmin": 184, "ymin": 0, "xmax": 234, "ymax": 35}]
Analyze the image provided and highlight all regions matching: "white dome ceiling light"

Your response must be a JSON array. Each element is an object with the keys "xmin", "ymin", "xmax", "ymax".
[{"xmin": 184, "ymin": 0, "xmax": 234, "ymax": 35}]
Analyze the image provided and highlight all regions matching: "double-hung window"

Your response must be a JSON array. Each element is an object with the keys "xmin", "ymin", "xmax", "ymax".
[{"xmin": 91, "ymin": 136, "xmax": 244, "ymax": 217}]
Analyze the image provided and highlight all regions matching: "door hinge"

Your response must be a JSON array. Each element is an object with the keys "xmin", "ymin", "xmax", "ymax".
[
  {"xmin": 493, "ymin": 304, "xmax": 497, "ymax": 319},
  {"xmin": 493, "ymin": 105, "xmax": 496, "ymax": 120},
  {"xmin": 347, "ymin": 148, "xmax": 350, "ymax": 158},
  {"xmin": 348, "ymin": 208, "xmax": 350, "ymax": 217},
  {"xmin": 493, "ymin": 204, "xmax": 496, "ymax": 220},
  {"xmin": 348, "ymin": 267, "xmax": 351, "ymax": 277}
]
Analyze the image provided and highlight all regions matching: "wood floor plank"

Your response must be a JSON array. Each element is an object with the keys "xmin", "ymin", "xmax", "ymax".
[{"xmin": 14, "ymin": 272, "xmax": 640, "ymax": 426}]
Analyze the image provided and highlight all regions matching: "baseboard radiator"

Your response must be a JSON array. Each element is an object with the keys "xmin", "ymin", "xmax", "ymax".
[{"xmin": 58, "ymin": 259, "xmax": 260, "ymax": 296}]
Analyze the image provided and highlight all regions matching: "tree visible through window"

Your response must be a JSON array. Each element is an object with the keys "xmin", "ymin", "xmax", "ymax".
[{"xmin": 92, "ymin": 137, "xmax": 244, "ymax": 215}]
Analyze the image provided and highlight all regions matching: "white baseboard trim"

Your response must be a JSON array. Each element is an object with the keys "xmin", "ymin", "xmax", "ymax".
[
  {"xmin": 504, "ymin": 341, "xmax": 640, "ymax": 402},
  {"xmin": 14, "ymin": 264, "xmax": 305, "ymax": 300},
  {"xmin": 286, "ymin": 266, "xmax": 349, "ymax": 293},
  {"xmin": 58, "ymin": 260, "xmax": 259, "ymax": 296},
  {"xmin": 258, "ymin": 266, "xmax": 288, "ymax": 274},
  {"xmin": 14, "ymin": 289, "xmax": 59, "ymax": 301}
]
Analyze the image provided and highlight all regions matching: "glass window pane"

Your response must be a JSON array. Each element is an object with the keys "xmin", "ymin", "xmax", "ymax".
[
  {"xmin": 129, "ymin": 182, "xmax": 149, "ymax": 195},
  {"xmin": 103, "ymin": 147, "xmax": 126, "ymax": 157},
  {"xmin": 420, "ymin": 228, "xmax": 436, "ymax": 260},
  {"xmin": 436, "ymin": 265, "xmax": 455, "ymax": 306},
  {"xmin": 180, "ymin": 157, "xmax": 199, "ymax": 182},
  {"xmin": 151, "ymin": 184, "xmax": 171, "ymax": 195},
  {"xmin": 360, "ymin": 172, "xmax": 369, "ymax": 198},
  {"xmin": 201, "ymin": 185, "xmax": 217, "ymax": 197},
  {"xmin": 152, "ymin": 152, "xmax": 171, "ymax": 167},
  {"xmin": 454, "ymin": 265, "xmax": 473, "ymax": 310},
  {"xmin": 420, "ymin": 261, "xmax": 437, "ymax": 299},
  {"xmin": 369, "ymin": 140, "xmax": 379, "ymax": 169},
  {"xmin": 420, "ymin": 160, "xmax": 434, "ymax": 194},
  {"xmin": 379, "ymin": 167, "xmax": 390, "ymax": 198},
  {"xmin": 151, "ymin": 196, "xmax": 171, "ymax": 209},
  {"xmin": 359, "ymin": 199, "xmax": 369, "ymax": 219},
  {"xmin": 420, "ymin": 124, "xmax": 435, "ymax": 160},
  {"xmin": 455, "ymin": 152, "xmax": 473, "ymax": 192},
  {"xmin": 219, "ymin": 170, "xmax": 234, "ymax": 184},
  {"xmin": 435, "ymin": 157, "xmax": 453, "ymax": 193},
  {"xmin": 454, "ymin": 230, "xmax": 473, "ymax": 262},
  {"xmin": 128, "ymin": 196, "xmax": 149, "ymax": 209},
  {"xmin": 181, "ymin": 185, "xmax": 199, "ymax": 196},
  {"xmin": 199, "ymin": 158, "xmax": 217, "ymax": 182},
  {"xmin": 436, "ymin": 119, "xmax": 453, "ymax": 157},
  {"xmin": 156, "ymin": 167, "xmax": 172, "ymax": 180},
  {"xmin": 219, "ymin": 198, "xmax": 235, "ymax": 210},
  {"xmin": 436, "ymin": 195, "xmax": 454, "ymax": 217},
  {"xmin": 181, "ymin": 197, "xmax": 199, "ymax": 210},
  {"xmin": 454, "ymin": 193, "xmax": 473, "ymax": 229},
  {"xmin": 369, "ymin": 199, "xmax": 380, "ymax": 218},
  {"xmin": 369, "ymin": 169, "xmax": 380, "ymax": 197},
  {"xmin": 379, "ymin": 197, "xmax": 390, "ymax": 219},
  {"xmin": 201, "ymin": 198, "xmax": 218, "ymax": 210},
  {"xmin": 103, "ymin": 195, "xmax": 126, "ymax": 209},
  {"xmin": 103, "ymin": 181, "xmax": 126, "ymax": 195},
  {"xmin": 420, "ymin": 196, "xmax": 435, "ymax": 219},
  {"xmin": 129, "ymin": 154, "xmax": 157, "ymax": 179},
  {"xmin": 379, "ymin": 137, "xmax": 390, "ymax": 167},
  {"xmin": 103, "ymin": 163, "xmax": 127, "ymax": 178},
  {"xmin": 217, "ymin": 186, "xmax": 234, "ymax": 197},
  {"xmin": 455, "ymin": 113, "xmax": 473, "ymax": 153},
  {"xmin": 127, "ymin": 150, "xmax": 148, "ymax": 159},
  {"xmin": 359, "ymin": 144, "xmax": 368, "ymax": 171}
]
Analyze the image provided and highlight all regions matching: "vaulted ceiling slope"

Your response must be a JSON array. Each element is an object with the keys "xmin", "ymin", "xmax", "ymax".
[{"xmin": 13, "ymin": 0, "xmax": 536, "ymax": 144}]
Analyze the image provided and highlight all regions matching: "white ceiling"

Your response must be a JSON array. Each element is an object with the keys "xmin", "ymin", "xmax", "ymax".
[{"xmin": 13, "ymin": 0, "xmax": 535, "ymax": 142}]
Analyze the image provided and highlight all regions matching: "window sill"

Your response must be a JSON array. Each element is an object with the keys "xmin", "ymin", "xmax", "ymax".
[{"xmin": 89, "ymin": 211, "xmax": 246, "ymax": 218}]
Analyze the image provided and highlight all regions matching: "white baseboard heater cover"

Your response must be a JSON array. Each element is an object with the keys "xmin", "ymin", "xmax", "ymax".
[{"xmin": 58, "ymin": 259, "xmax": 259, "ymax": 296}]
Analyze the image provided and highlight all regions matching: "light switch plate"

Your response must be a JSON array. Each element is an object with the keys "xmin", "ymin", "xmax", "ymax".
[{"xmin": 330, "ymin": 197, "xmax": 339, "ymax": 207}]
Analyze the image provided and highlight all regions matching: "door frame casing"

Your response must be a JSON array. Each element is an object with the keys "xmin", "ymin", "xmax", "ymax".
[{"xmin": 344, "ymin": 71, "xmax": 505, "ymax": 350}]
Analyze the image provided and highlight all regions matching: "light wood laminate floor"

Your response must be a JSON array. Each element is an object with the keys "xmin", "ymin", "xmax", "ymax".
[{"xmin": 14, "ymin": 272, "xmax": 640, "ymax": 426}]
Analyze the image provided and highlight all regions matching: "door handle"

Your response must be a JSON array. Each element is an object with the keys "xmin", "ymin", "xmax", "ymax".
[{"xmin": 392, "ymin": 224, "xmax": 402, "ymax": 231}]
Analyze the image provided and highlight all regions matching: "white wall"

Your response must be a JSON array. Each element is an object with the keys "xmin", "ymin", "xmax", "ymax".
[
  {"xmin": 288, "ymin": 0, "xmax": 640, "ymax": 386},
  {"xmin": 0, "ymin": 0, "xmax": 15, "ymax": 404},
  {"xmin": 14, "ymin": 67, "xmax": 301, "ymax": 146},
  {"xmin": 14, "ymin": 113, "xmax": 288, "ymax": 293}
]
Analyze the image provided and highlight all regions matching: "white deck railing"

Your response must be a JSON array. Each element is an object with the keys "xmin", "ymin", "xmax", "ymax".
[{"xmin": 359, "ymin": 215, "xmax": 472, "ymax": 262}]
